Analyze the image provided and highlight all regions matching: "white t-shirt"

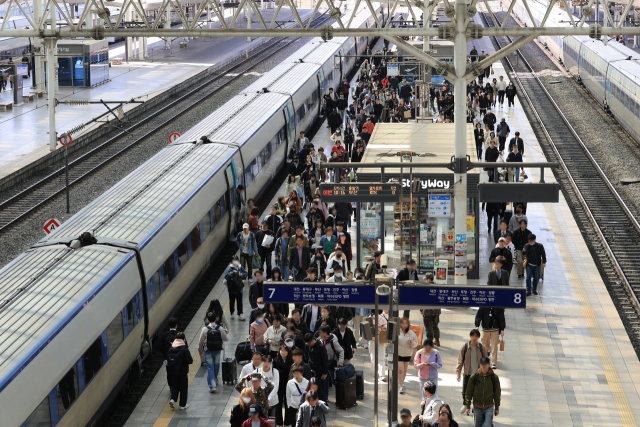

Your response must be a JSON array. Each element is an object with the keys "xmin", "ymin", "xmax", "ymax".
[{"xmin": 310, "ymin": 306, "xmax": 319, "ymax": 331}]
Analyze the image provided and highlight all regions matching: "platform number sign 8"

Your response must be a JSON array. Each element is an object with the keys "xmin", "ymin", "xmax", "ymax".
[{"xmin": 514, "ymin": 293, "xmax": 522, "ymax": 305}]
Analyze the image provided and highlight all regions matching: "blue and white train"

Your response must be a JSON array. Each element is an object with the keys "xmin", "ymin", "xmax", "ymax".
[
  {"xmin": 513, "ymin": 0, "xmax": 640, "ymax": 142},
  {"xmin": 0, "ymin": 7, "xmax": 379, "ymax": 427}
]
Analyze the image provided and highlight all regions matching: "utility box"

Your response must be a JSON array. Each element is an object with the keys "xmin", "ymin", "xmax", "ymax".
[{"xmin": 53, "ymin": 39, "xmax": 109, "ymax": 87}]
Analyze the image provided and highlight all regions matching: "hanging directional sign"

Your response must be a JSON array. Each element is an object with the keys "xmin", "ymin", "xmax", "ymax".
[
  {"xmin": 398, "ymin": 285, "xmax": 526, "ymax": 309},
  {"xmin": 264, "ymin": 282, "xmax": 389, "ymax": 306},
  {"xmin": 43, "ymin": 218, "xmax": 61, "ymax": 235}
]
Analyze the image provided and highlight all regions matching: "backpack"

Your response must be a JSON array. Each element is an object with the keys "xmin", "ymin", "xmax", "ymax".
[
  {"xmin": 461, "ymin": 342, "xmax": 485, "ymax": 371},
  {"xmin": 166, "ymin": 347, "xmax": 183, "ymax": 372},
  {"xmin": 206, "ymin": 324, "xmax": 223, "ymax": 351}
]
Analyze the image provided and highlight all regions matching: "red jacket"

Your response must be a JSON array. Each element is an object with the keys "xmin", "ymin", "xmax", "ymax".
[{"xmin": 241, "ymin": 417, "xmax": 270, "ymax": 427}]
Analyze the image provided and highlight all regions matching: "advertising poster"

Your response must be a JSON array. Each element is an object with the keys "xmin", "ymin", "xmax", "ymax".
[
  {"xmin": 434, "ymin": 260, "xmax": 448, "ymax": 284},
  {"xmin": 455, "ymin": 233, "xmax": 468, "ymax": 276}
]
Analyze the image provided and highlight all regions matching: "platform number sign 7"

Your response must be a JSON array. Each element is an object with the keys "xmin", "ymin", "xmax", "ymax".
[{"xmin": 268, "ymin": 288, "xmax": 276, "ymax": 299}]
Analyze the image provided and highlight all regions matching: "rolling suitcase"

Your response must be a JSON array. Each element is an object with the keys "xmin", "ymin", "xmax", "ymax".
[
  {"xmin": 335, "ymin": 376, "xmax": 357, "ymax": 409},
  {"xmin": 355, "ymin": 370, "xmax": 364, "ymax": 400},
  {"xmin": 222, "ymin": 357, "xmax": 237, "ymax": 385},
  {"xmin": 235, "ymin": 339, "xmax": 253, "ymax": 364}
]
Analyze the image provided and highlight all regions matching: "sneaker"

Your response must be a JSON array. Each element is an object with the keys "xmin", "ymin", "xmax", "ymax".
[
  {"xmin": 533, "ymin": 291, "xmax": 539, "ymax": 296},
  {"xmin": 460, "ymin": 405, "xmax": 466, "ymax": 414},
  {"xmin": 229, "ymin": 314, "xmax": 235, "ymax": 319},
  {"xmin": 179, "ymin": 404, "xmax": 189, "ymax": 410},
  {"xmin": 169, "ymin": 399, "xmax": 175, "ymax": 409},
  {"xmin": 526, "ymin": 292, "xmax": 532, "ymax": 296},
  {"xmin": 539, "ymin": 277, "xmax": 544, "ymax": 282},
  {"xmin": 238, "ymin": 314, "xmax": 246, "ymax": 321},
  {"xmin": 399, "ymin": 385, "xmax": 406, "ymax": 394},
  {"xmin": 518, "ymin": 274, "xmax": 524, "ymax": 279},
  {"xmin": 209, "ymin": 387, "xmax": 216, "ymax": 393}
]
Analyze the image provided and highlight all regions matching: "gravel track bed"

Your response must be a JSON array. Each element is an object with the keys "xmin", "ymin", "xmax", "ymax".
[
  {"xmin": 0, "ymin": 39, "xmax": 309, "ymax": 269},
  {"xmin": 496, "ymin": 12, "xmax": 640, "ymax": 220}
]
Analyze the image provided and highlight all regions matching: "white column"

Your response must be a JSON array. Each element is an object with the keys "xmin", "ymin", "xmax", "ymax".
[
  {"xmin": 453, "ymin": 0, "xmax": 468, "ymax": 284},
  {"xmin": 247, "ymin": 5, "xmax": 252, "ymax": 42},
  {"xmin": 34, "ymin": 0, "xmax": 45, "ymax": 91},
  {"xmin": 46, "ymin": 38, "xmax": 57, "ymax": 151}
]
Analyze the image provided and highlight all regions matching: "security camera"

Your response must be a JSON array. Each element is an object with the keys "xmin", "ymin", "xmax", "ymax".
[{"xmin": 380, "ymin": 254, "xmax": 388, "ymax": 269}]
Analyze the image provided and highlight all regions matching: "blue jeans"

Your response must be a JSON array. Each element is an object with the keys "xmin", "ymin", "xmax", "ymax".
[
  {"xmin": 419, "ymin": 377, "xmax": 438, "ymax": 401},
  {"xmin": 205, "ymin": 350, "xmax": 222, "ymax": 389},
  {"xmin": 473, "ymin": 406, "xmax": 494, "ymax": 427},
  {"xmin": 281, "ymin": 263, "xmax": 290, "ymax": 281},
  {"xmin": 525, "ymin": 264, "xmax": 540, "ymax": 293}
]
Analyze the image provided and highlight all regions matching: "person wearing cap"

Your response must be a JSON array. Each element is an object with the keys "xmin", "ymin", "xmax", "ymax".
[
  {"xmin": 522, "ymin": 233, "xmax": 546, "ymax": 296},
  {"xmin": 364, "ymin": 251, "xmax": 384, "ymax": 280},
  {"xmin": 240, "ymin": 403, "xmax": 270, "ymax": 427},
  {"xmin": 399, "ymin": 408, "xmax": 417, "ymax": 427},
  {"xmin": 255, "ymin": 221, "xmax": 274, "ymax": 279},
  {"xmin": 474, "ymin": 305, "xmax": 505, "ymax": 369},
  {"xmin": 464, "ymin": 357, "xmax": 501, "ymax": 425},
  {"xmin": 225, "ymin": 256, "xmax": 248, "ymax": 320},
  {"xmin": 236, "ymin": 222, "xmax": 258, "ymax": 279},
  {"xmin": 326, "ymin": 261, "xmax": 346, "ymax": 282},
  {"xmin": 419, "ymin": 380, "xmax": 443, "ymax": 425},
  {"xmin": 236, "ymin": 372, "xmax": 275, "ymax": 416},
  {"xmin": 296, "ymin": 390, "xmax": 329, "ymax": 427},
  {"xmin": 489, "ymin": 236, "xmax": 513, "ymax": 275}
]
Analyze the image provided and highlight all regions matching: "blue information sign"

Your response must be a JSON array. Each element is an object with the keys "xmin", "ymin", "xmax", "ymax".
[
  {"xmin": 264, "ymin": 283, "xmax": 389, "ymax": 306},
  {"xmin": 398, "ymin": 285, "xmax": 526, "ymax": 309}
]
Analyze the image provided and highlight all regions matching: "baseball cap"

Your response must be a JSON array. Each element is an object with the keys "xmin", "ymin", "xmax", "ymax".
[
  {"xmin": 251, "ymin": 373, "xmax": 262, "ymax": 380},
  {"xmin": 498, "ymin": 237, "xmax": 506, "ymax": 242},
  {"xmin": 248, "ymin": 404, "xmax": 260, "ymax": 416},
  {"xmin": 243, "ymin": 223, "xmax": 249, "ymax": 229},
  {"xmin": 400, "ymin": 408, "xmax": 412, "ymax": 417},
  {"xmin": 480, "ymin": 356, "xmax": 491, "ymax": 365}
]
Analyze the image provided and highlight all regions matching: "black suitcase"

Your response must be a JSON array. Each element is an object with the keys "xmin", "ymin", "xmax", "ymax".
[
  {"xmin": 235, "ymin": 339, "xmax": 253, "ymax": 363},
  {"xmin": 335, "ymin": 376, "xmax": 357, "ymax": 409},
  {"xmin": 355, "ymin": 370, "xmax": 364, "ymax": 400},
  {"xmin": 222, "ymin": 357, "xmax": 237, "ymax": 384}
]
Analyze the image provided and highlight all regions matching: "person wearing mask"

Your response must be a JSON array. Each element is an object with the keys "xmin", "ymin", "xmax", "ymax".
[
  {"xmin": 304, "ymin": 333, "xmax": 329, "ymax": 392},
  {"xmin": 419, "ymin": 381, "xmax": 443, "ymax": 426},
  {"xmin": 236, "ymin": 372, "xmax": 275, "ymax": 416},
  {"xmin": 522, "ymin": 234, "xmax": 547, "ymax": 296},
  {"xmin": 508, "ymin": 205, "xmax": 528, "ymax": 235},
  {"xmin": 258, "ymin": 355, "xmax": 280, "ymax": 416},
  {"xmin": 264, "ymin": 314, "xmax": 287, "ymax": 358},
  {"xmin": 250, "ymin": 310, "xmax": 270, "ymax": 353},
  {"xmin": 249, "ymin": 270, "xmax": 266, "ymax": 310},
  {"xmin": 289, "ymin": 235, "xmax": 311, "ymax": 281},
  {"xmin": 230, "ymin": 388, "xmax": 261, "ymax": 427},
  {"xmin": 289, "ymin": 347, "xmax": 313, "ymax": 381},
  {"xmin": 464, "ymin": 357, "xmax": 501, "ymax": 426},
  {"xmin": 397, "ymin": 317, "xmax": 418, "ymax": 394},
  {"xmin": 414, "ymin": 338, "xmax": 442, "ymax": 399},
  {"xmin": 456, "ymin": 329, "xmax": 488, "ymax": 414},
  {"xmin": 333, "ymin": 318, "xmax": 357, "ymax": 365},
  {"xmin": 296, "ymin": 390, "xmax": 329, "ymax": 427},
  {"xmin": 274, "ymin": 228, "xmax": 291, "ymax": 282},
  {"xmin": 198, "ymin": 312, "xmax": 229, "ymax": 393},
  {"xmin": 369, "ymin": 310, "xmax": 388, "ymax": 381},
  {"xmin": 159, "ymin": 318, "xmax": 179, "ymax": 392},
  {"xmin": 326, "ymin": 262, "xmax": 346, "ymax": 282},
  {"xmin": 240, "ymin": 404, "xmax": 270, "ymax": 427},
  {"xmin": 512, "ymin": 219, "xmax": 531, "ymax": 279},
  {"xmin": 474, "ymin": 306, "xmax": 506, "ymax": 369},
  {"xmin": 249, "ymin": 297, "xmax": 267, "ymax": 326},
  {"xmin": 505, "ymin": 81, "xmax": 517, "ymax": 107},
  {"xmin": 255, "ymin": 221, "xmax": 275, "ymax": 279},
  {"xmin": 224, "ymin": 256, "xmax": 248, "ymax": 321},
  {"xmin": 286, "ymin": 365, "xmax": 310, "ymax": 426},
  {"xmin": 167, "ymin": 332, "xmax": 193, "ymax": 410},
  {"xmin": 236, "ymin": 223, "xmax": 259, "ymax": 279}
]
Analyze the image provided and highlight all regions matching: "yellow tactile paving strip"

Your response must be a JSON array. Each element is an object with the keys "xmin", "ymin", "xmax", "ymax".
[
  {"xmin": 545, "ymin": 203, "xmax": 638, "ymax": 427},
  {"xmin": 153, "ymin": 299, "xmax": 231, "ymax": 427}
]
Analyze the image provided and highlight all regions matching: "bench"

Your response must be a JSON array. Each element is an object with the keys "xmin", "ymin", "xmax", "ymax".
[
  {"xmin": 109, "ymin": 58, "xmax": 123, "ymax": 66},
  {"xmin": 180, "ymin": 41, "xmax": 189, "ymax": 48},
  {"xmin": 0, "ymin": 102, "xmax": 13, "ymax": 111},
  {"xmin": 32, "ymin": 90, "xmax": 44, "ymax": 98},
  {"xmin": 22, "ymin": 94, "xmax": 34, "ymax": 102}
]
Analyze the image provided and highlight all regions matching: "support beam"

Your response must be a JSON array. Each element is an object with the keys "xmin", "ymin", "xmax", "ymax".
[
  {"xmin": 454, "ymin": 0, "xmax": 467, "ymax": 284},
  {"xmin": 45, "ymin": 37, "xmax": 57, "ymax": 152},
  {"xmin": 388, "ymin": 35, "xmax": 453, "ymax": 76}
]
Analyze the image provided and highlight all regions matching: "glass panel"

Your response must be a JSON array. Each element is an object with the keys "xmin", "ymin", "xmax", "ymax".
[
  {"xmin": 359, "ymin": 203, "xmax": 382, "ymax": 270},
  {"xmin": 190, "ymin": 224, "xmax": 201, "ymax": 253},
  {"xmin": 83, "ymin": 338, "xmax": 103, "ymax": 385},
  {"xmin": 26, "ymin": 395, "xmax": 51, "ymax": 427},
  {"xmin": 57, "ymin": 366, "xmax": 78, "ymax": 418},
  {"xmin": 57, "ymin": 58, "xmax": 73, "ymax": 86},
  {"xmin": 177, "ymin": 238, "xmax": 188, "ymax": 270},
  {"xmin": 202, "ymin": 211, "xmax": 212, "ymax": 238},
  {"xmin": 163, "ymin": 254, "xmax": 176, "ymax": 287},
  {"xmin": 214, "ymin": 200, "xmax": 222, "ymax": 224},
  {"xmin": 146, "ymin": 276, "xmax": 156, "ymax": 308},
  {"xmin": 154, "ymin": 271, "xmax": 161, "ymax": 299},
  {"xmin": 106, "ymin": 312, "xmax": 124, "ymax": 357},
  {"xmin": 126, "ymin": 301, "xmax": 134, "ymax": 333},
  {"xmin": 73, "ymin": 56, "xmax": 85, "ymax": 86}
]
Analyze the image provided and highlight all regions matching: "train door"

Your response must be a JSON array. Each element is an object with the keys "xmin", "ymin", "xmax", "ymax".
[
  {"xmin": 316, "ymin": 71, "xmax": 324, "ymax": 117},
  {"xmin": 283, "ymin": 102, "xmax": 296, "ymax": 156},
  {"xmin": 224, "ymin": 164, "xmax": 238, "ymax": 237},
  {"xmin": 605, "ymin": 65, "xmax": 613, "ymax": 106}
]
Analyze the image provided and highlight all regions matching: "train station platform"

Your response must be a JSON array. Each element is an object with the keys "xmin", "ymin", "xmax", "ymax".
[
  {"xmin": 0, "ymin": 8, "xmax": 312, "ymax": 181},
  {"xmin": 121, "ymin": 49, "xmax": 640, "ymax": 426}
]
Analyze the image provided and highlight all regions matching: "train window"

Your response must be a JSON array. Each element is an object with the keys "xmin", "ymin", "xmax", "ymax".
[
  {"xmin": 190, "ymin": 224, "xmax": 201, "ymax": 253},
  {"xmin": 106, "ymin": 312, "xmax": 124, "ymax": 357},
  {"xmin": 154, "ymin": 271, "xmax": 161, "ymax": 299},
  {"xmin": 214, "ymin": 201, "xmax": 222, "ymax": 223},
  {"xmin": 177, "ymin": 238, "xmax": 188, "ymax": 270},
  {"xmin": 26, "ymin": 395, "xmax": 51, "ymax": 427},
  {"xmin": 83, "ymin": 337, "xmax": 103, "ymax": 385},
  {"xmin": 201, "ymin": 211, "xmax": 212, "ymax": 241},
  {"xmin": 163, "ymin": 254, "xmax": 176, "ymax": 287},
  {"xmin": 56, "ymin": 366, "xmax": 79, "ymax": 418},
  {"xmin": 126, "ymin": 301, "xmax": 134, "ymax": 333}
]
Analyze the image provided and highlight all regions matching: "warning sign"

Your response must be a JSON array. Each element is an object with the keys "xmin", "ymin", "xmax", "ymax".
[{"xmin": 43, "ymin": 218, "xmax": 61, "ymax": 235}]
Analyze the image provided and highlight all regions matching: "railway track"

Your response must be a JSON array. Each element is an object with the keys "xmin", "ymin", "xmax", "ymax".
[
  {"xmin": 0, "ymin": 13, "xmax": 331, "ymax": 233},
  {"xmin": 481, "ymin": 11, "xmax": 640, "ymax": 342}
]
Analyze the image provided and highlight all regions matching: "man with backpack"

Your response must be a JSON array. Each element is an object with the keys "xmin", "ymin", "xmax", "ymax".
[
  {"xmin": 199, "ymin": 312, "xmax": 229, "ymax": 392},
  {"xmin": 464, "ymin": 357, "xmax": 501, "ymax": 427},
  {"xmin": 455, "ymin": 329, "xmax": 488, "ymax": 414}
]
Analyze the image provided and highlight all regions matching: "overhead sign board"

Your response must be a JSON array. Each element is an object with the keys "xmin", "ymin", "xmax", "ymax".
[
  {"xmin": 264, "ymin": 283, "xmax": 389, "ymax": 306},
  {"xmin": 399, "ymin": 285, "xmax": 526, "ymax": 309},
  {"xmin": 428, "ymin": 194, "xmax": 451, "ymax": 217},
  {"xmin": 319, "ymin": 183, "xmax": 400, "ymax": 203},
  {"xmin": 387, "ymin": 63, "xmax": 399, "ymax": 76}
]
